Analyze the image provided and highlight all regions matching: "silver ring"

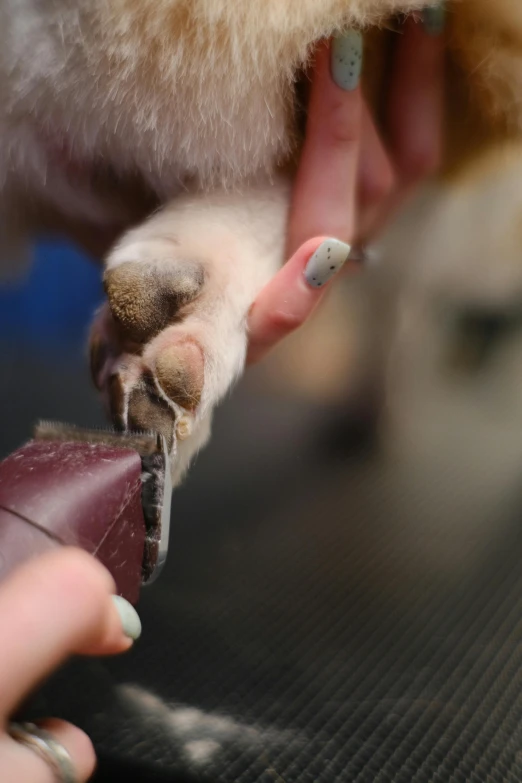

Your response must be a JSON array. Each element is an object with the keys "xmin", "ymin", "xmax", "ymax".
[{"xmin": 8, "ymin": 722, "xmax": 78, "ymax": 783}]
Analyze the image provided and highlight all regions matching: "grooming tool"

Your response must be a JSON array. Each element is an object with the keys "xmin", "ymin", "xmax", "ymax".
[{"xmin": 0, "ymin": 422, "xmax": 172, "ymax": 604}]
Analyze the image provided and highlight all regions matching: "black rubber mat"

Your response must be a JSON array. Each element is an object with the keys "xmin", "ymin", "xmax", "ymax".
[{"xmin": 23, "ymin": 420, "xmax": 522, "ymax": 783}]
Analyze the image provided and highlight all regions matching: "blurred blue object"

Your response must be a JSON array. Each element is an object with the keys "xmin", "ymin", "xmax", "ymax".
[{"xmin": 0, "ymin": 240, "xmax": 103, "ymax": 358}]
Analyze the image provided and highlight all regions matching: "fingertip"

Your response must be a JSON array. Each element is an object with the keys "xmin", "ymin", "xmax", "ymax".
[
  {"xmin": 303, "ymin": 238, "xmax": 351, "ymax": 289},
  {"xmin": 247, "ymin": 236, "xmax": 351, "ymax": 364},
  {"xmin": 83, "ymin": 631, "xmax": 134, "ymax": 658},
  {"xmin": 292, "ymin": 237, "xmax": 331, "ymax": 266},
  {"xmin": 330, "ymin": 30, "xmax": 363, "ymax": 93},
  {"xmin": 111, "ymin": 596, "xmax": 142, "ymax": 641},
  {"xmin": 276, "ymin": 235, "xmax": 350, "ymax": 291},
  {"xmin": 82, "ymin": 596, "xmax": 141, "ymax": 657}
]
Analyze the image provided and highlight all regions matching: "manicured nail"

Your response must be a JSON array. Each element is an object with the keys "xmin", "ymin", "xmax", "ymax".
[
  {"xmin": 331, "ymin": 31, "xmax": 363, "ymax": 91},
  {"xmin": 304, "ymin": 239, "xmax": 351, "ymax": 289},
  {"xmin": 422, "ymin": 3, "xmax": 446, "ymax": 36},
  {"xmin": 112, "ymin": 595, "xmax": 142, "ymax": 641}
]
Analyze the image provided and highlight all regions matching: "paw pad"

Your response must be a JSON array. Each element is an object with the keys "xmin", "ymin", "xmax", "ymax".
[
  {"xmin": 104, "ymin": 259, "xmax": 204, "ymax": 344},
  {"xmin": 154, "ymin": 341, "xmax": 204, "ymax": 411},
  {"xmin": 92, "ymin": 258, "xmax": 208, "ymax": 452}
]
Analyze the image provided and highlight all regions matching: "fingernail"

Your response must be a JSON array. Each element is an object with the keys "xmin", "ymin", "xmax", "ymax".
[
  {"xmin": 112, "ymin": 595, "xmax": 142, "ymax": 641},
  {"xmin": 422, "ymin": 3, "xmax": 446, "ymax": 36},
  {"xmin": 331, "ymin": 31, "xmax": 363, "ymax": 91},
  {"xmin": 304, "ymin": 239, "xmax": 351, "ymax": 289}
]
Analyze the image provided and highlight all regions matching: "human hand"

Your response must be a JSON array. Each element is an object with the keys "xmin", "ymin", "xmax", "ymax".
[
  {"xmin": 247, "ymin": 13, "xmax": 445, "ymax": 364},
  {"xmin": 0, "ymin": 548, "xmax": 141, "ymax": 783}
]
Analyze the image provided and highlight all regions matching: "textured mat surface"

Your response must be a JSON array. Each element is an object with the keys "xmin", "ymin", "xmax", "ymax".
[{"xmin": 24, "ymin": 441, "xmax": 522, "ymax": 783}]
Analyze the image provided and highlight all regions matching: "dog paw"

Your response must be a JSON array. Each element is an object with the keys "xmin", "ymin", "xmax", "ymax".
[{"xmin": 90, "ymin": 240, "xmax": 248, "ymax": 484}]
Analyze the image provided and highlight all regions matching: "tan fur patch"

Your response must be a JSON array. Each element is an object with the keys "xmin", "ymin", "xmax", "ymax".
[{"xmin": 450, "ymin": 0, "xmax": 522, "ymax": 131}]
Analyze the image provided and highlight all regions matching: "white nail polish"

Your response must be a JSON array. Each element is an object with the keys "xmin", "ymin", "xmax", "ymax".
[
  {"xmin": 331, "ymin": 31, "xmax": 363, "ymax": 91},
  {"xmin": 112, "ymin": 595, "xmax": 142, "ymax": 641},
  {"xmin": 304, "ymin": 239, "xmax": 351, "ymax": 289}
]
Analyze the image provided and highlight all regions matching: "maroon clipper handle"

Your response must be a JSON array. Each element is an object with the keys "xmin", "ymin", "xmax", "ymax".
[{"xmin": 0, "ymin": 439, "xmax": 147, "ymax": 604}]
